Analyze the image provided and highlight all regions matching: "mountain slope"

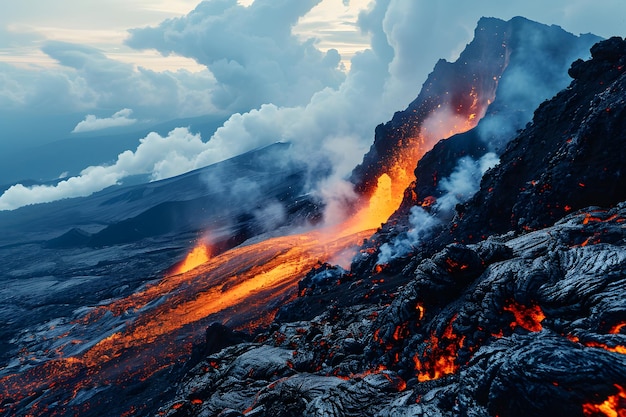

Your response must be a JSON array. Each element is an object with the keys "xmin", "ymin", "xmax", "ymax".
[{"xmin": 157, "ymin": 36, "xmax": 626, "ymax": 417}]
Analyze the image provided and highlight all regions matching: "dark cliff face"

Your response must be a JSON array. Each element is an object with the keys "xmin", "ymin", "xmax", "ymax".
[
  {"xmin": 158, "ymin": 35, "xmax": 626, "ymax": 417},
  {"xmin": 452, "ymin": 36, "xmax": 626, "ymax": 242}
]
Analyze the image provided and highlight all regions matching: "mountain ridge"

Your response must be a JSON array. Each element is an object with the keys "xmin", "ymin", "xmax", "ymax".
[{"xmin": 157, "ymin": 33, "xmax": 626, "ymax": 417}]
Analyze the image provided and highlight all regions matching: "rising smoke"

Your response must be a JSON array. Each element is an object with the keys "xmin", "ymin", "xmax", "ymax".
[
  {"xmin": 477, "ymin": 18, "xmax": 598, "ymax": 150},
  {"xmin": 0, "ymin": 1, "xmax": 606, "ymax": 214},
  {"xmin": 377, "ymin": 152, "xmax": 498, "ymax": 264}
]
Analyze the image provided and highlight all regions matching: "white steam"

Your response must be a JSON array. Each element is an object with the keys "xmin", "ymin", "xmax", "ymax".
[
  {"xmin": 0, "ymin": 128, "xmax": 206, "ymax": 210},
  {"xmin": 436, "ymin": 152, "xmax": 500, "ymax": 213},
  {"xmin": 72, "ymin": 108, "xmax": 137, "ymax": 133},
  {"xmin": 376, "ymin": 152, "xmax": 499, "ymax": 264},
  {"xmin": 0, "ymin": 1, "xmax": 603, "ymax": 212}
]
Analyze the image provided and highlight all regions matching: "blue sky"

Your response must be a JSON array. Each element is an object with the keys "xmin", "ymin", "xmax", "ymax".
[{"xmin": 0, "ymin": 0, "xmax": 625, "ymax": 210}]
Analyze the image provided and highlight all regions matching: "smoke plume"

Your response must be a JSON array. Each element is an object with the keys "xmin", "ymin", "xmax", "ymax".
[{"xmin": 377, "ymin": 153, "xmax": 498, "ymax": 264}]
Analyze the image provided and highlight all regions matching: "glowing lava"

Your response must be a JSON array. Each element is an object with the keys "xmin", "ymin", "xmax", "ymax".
[
  {"xmin": 414, "ymin": 315, "xmax": 465, "ymax": 382},
  {"xmin": 0, "ymin": 227, "xmax": 374, "ymax": 415},
  {"xmin": 611, "ymin": 323, "xmax": 626, "ymax": 335},
  {"xmin": 175, "ymin": 242, "xmax": 211, "ymax": 274},
  {"xmin": 503, "ymin": 300, "xmax": 545, "ymax": 332},
  {"xmin": 354, "ymin": 88, "xmax": 489, "ymax": 229},
  {"xmin": 583, "ymin": 384, "xmax": 626, "ymax": 417}
]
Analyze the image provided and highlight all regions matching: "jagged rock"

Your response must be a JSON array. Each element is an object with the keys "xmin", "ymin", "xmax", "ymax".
[
  {"xmin": 352, "ymin": 18, "xmax": 600, "ymax": 272},
  {"xmin": 453, "ymin": 36, "xmax": 626, "ymax": 241},
  {"xmin": 457, "ymin": 332, "xmax": 626, "ymax": 417},
  {"xmin": 161, "ymin": 28, "xmax": 626, "ymax": 417}
]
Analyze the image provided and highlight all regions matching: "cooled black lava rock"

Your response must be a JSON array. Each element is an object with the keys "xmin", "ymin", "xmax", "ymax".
[
  {"xmin": 162, "ymin": 204, "xmax": 626, "ymax": 417},
  {"xmin": 453, "ymin": 36, "xmax": 626, "ymax": 242}
]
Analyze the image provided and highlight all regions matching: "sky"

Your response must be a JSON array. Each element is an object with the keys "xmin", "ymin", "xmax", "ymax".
[{"xmin": 0, "ymin": 0, "xmax": 625, "ymax": 210}]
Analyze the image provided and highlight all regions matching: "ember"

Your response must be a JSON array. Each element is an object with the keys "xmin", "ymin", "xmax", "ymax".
[
  {"xmin": 414, "ymin": 316, "xmax": 465, "ymax": 382},
  {"xmin": 503, "ymin": 300, "xmax": 545, "ymax": 332},
  {"xmin": 583, "ymin": 384, "xmax": 626, "ymax": 417}
]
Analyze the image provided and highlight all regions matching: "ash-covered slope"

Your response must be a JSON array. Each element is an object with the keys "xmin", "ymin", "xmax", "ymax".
[
  {"xmin": 0, "ymin": 142, "xmax": 317, "ymax": 249},
  {"xmin": 158, "ymin": 38, "xmax": 626, "ymax": 417}
]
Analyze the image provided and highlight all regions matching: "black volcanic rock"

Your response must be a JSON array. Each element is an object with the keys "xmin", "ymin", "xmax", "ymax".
[
  {"xmin": 159, "ymin": 35, "xmax": 626, "ymax": 417},
  {"xmin": 453, "ymin": 36, "xmax": 626, "ymax": 242},
  {"xmin": 161, "ymin": 205, "xmax": 626, "ymax": 417}
]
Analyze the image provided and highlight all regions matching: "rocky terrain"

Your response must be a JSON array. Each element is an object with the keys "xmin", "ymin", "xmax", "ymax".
[{"xmin": 157, "ymin": 37, "xmax": 626, "ymax": 417}]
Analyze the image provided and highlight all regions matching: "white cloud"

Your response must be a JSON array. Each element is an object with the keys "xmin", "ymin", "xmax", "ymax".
[
  {"xmin": 0, "ymin": 166, "xmax": 122, "ymax": 211},
  {"xmin": 125, "ymin": 0, "xmax": 346, "ymax": 112},
  {"xmin": 0, "ymin": 128, "xmax": 207, "ymax": 210},
  {"xmin": 2, "ymin": 0, "xmax": 625, "ymax": 210},
  {"xmin": 72, "ymin": 108, "xmax": 137, "ymax": 133},
  {"xmin": 0, "ymin": 41, "xmax": 218, "ymax": 122}
]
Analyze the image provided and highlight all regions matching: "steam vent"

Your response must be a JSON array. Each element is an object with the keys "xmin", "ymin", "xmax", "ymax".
[{"xmin": 2, "ymin": 17, "xmax": 626, "ymax": 417}]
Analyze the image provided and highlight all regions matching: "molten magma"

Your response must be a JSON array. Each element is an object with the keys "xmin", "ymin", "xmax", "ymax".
[
  {"xmin": 503, "ymin": 301, "xmax": 545, "ymax": 332},
  {"xmin": 414, "ymin": 315, "xmax": 465, "ymax": 382},
  {"xmin": 0, "ymin": 227, "xmax": 373, "ymax": 415},
  {"xmin": 175, "ymin": 243, "xmax": 211, "ymax": 274},
  {"xmin": 583, "ymin": 384, "xmax": 626, "ymax": 417},
  {"xmin": 354, "ymin": 88, "xmax": 487, "ymax": 229},
  {"xmin": 611, "ymin": 323, "xmax": 626, "ymax": 334},
  {"xmin": 414, "ymin": 302, "xmax": 546, "ymax": 382}
]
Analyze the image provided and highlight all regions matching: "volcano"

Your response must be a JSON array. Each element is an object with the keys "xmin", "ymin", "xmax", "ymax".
[{"xmin": 1, "ymin": 17, "xmax": 624, "ymax": 417}]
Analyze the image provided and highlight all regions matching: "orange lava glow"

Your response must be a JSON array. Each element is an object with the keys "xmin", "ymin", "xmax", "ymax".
[
  {"xmin": 583, "ymin": 384, "xmax": 626, "ymax": 417},
  {"xmin": 414, "ymin": 315, "xmax": 465, "ymax": 382},
  {"xmin": 584, "ymin": 341, "xmax": 626, "ymax": 355},
  {"xmin": 503, "ymin": 300, "xmax": 545, "ymax": 332},
  {"xmin": 175, "ymin": 242, "xmax": 211, "ymax": 274},
  {"xmin": 353, "ymin": 87, "xmax": 489, "ymax": 230},
  {"xmin": 611, "ymin": 323, "xmax": 626, "ymax": 335},
  {"xmin": 0, "ymin": 227, "xmax": 373, "ymax": 415}
]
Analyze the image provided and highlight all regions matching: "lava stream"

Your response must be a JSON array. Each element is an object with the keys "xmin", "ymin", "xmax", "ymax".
[{"xmin": 0, "ymin": 227, "xmax": 373, "ymax": 415}]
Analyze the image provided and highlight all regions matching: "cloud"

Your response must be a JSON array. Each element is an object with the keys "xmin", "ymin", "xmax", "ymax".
[
  {"xmin": 72, "ymin": 108, "xmax": 137, "ymax": 133},
  {"xmin": 1, "ymin": 0, "xmax": 621, "ymax": 211},
  {"xmin": 125, "ymin": 0, "xmax": 345, "ymax": 112},
  {"xmin": 0, "ymin": 128, "xmax": 207, "ymax": 210},
  {"xmin": 0, "ymin": 41, "xmax": 218, "ymax": 123}
]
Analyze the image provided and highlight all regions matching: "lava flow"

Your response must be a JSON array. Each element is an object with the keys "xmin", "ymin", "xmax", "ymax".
[
  {"xmin": 0, "ymin": 227, "xmax": 373, "ymax": 415},
  {"xmin": 354, "ymin": 87, "xmax": 489, "ymax": 227},
  {"xmin": 583, "ymin": 384, "xmax": 626, "ymax": 417},
  {"xmin": 0, "ymin": 80, "xmax": 493, "ymax": 416},
  {"xmin": 414, "ymin": 315, "xmax": 465, "ymax": 382}
]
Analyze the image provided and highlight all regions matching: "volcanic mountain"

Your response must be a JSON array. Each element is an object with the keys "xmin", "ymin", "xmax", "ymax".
[
  {"xmin": 156, "ymin": 34, "xmax": 626, "ymax": 417},
  {"xmin": 0, "ymin": 17, "xmax": 623, "ymax": 417}
]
